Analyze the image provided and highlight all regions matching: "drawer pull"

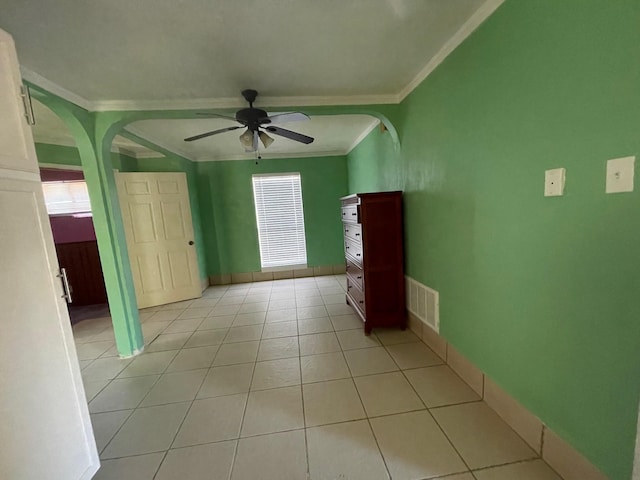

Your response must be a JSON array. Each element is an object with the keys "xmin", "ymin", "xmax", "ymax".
[
  {"xmin": 342, "ymin": 212, "xmax": 346, "ymax": 216},
  {"xmin": 347, "ymin": 285, "xmax": 352, "ymax": 289},
  {"xmin": 356, "ymin": 253, "xmax": 361, "ymax": 257},
  {"xmin": 359, "ymin": 300, "xmax": 364, "ymax": 304},
  {"xmin": 346, "ymin": 246, "xmax": 350, "ymax": 249},
  {"xmin": 355, "ymin": 233, "xmax": 360, "ymax": 237},
  {"xmin": 351, "ymin": 212, "xmax": 357, "ymax": 216},
  {"xmin": 357, "ymin": 275, "xmax": 362, "ymax": 279},
  {"xmin": 345, "ymin": 229, "xmax": 349, "ymax": 233}
]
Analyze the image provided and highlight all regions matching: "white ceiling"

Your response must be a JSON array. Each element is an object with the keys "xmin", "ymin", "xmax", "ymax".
[
  {"xmin": 128, "ymin": 115, "xmax": 378, "ymax": 161},
  {"xmin": 1, "ymin": 0, "xmax": 500, "ymax": 160},
  {"xmin": 30, "ymin": 100, "xmax": 163, "ymax": 158}
]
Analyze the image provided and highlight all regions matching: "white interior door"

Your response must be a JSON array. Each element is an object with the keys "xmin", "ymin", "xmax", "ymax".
[
  {"xmin": 0, "ymin": 29, "xmax": 99, "ymax": 480},
  {"xmin": 117, "ymin": 172, "xmax": 202, "ymax": 308}
]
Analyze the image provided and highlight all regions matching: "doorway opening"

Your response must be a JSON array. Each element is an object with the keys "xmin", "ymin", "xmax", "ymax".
[{"xmin": 40, "ymin": 167, "xmax": 109, "ymax": 324}]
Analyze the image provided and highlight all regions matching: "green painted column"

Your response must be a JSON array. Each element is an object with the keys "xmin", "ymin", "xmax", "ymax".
[
  {"xmin": 87, "ymin": 112, "xmax": 144, "ymax": 357},
  {"xmin": 29, "ymin": 87, "xmax": 144, "ymax": 357}
]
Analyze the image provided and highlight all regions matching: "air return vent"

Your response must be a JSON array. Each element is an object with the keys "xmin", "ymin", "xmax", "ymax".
[{"xmin": 406, "ymin": 276, "xmax": 440, "ymax": 333}]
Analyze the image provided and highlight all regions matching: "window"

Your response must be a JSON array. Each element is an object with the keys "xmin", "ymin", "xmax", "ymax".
[
  {"xmin": 252, "ymin": 173, "xmax": 307, "ymax": 270},
  {"xmin": 42, "ymin": 180, "xmax": 91, "ymax": 216}
]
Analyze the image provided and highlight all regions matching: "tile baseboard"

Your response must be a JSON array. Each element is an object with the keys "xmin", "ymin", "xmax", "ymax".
[
  {"xmin": 542, "ymin": 429, "xmax": 609, "ymax": 480},
  {"xmin": 446, "ymin": 344, "xmax": 484, "ymax": 398},
  {"xmin": 209, "ymin": 264, "xmax": 345, "ymax": 285},
  {"xmin": 407, "ymin": 311, "xmax": 608, "ymax": 480}
]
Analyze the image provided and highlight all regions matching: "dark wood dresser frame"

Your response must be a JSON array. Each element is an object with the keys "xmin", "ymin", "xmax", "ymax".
[{"xmin": 341, "ymin": 191, "xmax": 406, "ymax": 334}]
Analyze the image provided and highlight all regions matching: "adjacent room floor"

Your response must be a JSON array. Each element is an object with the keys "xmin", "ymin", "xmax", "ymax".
[{"xmin": 75, "ymin": 274, "xmax": 563, "ymax": 480}]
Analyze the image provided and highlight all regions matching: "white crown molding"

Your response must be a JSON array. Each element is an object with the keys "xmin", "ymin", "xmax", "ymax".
[
  {"xmin": 114, "ymin": 146, "xmax": 164, "ymax": 159},
  {"xmin": 194, "ymin": 150, "xmax": 347, "ymax": 163},
  {"xmin": 397, "ymin": 0, "xmax": 506, "ymax": 102},
  {"xmin": 33, "ymin": 136, "xmax": 78, "ymax": 149},
  {"xmin": 124, "ymin": 126, "xmax": 197, "ymax": 161},
  {"xmin": 38, "ymin": 162, "xmax": 83, "ymax": 171},
  {"xmin": 133, "ymin": 151, "xmax": 165, "ymax": 159},
  {"xmin": 20, "ymin": 67, "xmax": 93, "ymax": 111},
  {"xmin": 33, "ymin": 135, "xmax": 160, "ymax": 158},
  {"xmin": 91, "ymin": 94, "xmax": 400, "ymax": 112},
  {"xmin": 346, "ymin": 118, "xmax": 380, "ymax": 154},
  {"xmin": 114, "ymin": 147, "xmax": 139, "ymax": 158}
]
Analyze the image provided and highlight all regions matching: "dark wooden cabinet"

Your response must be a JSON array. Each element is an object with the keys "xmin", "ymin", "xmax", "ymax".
[
  {"xmin": 55, "ymin": 241, "xmax": 108, "ymax": 306},
  {"xmin": 341, "ymin": 191, "xmax": 406, "ymax": 334}
]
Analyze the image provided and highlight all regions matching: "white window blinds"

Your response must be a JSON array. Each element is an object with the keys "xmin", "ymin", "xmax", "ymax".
[
  {"xmin": 42, "ymin": 181, "xmax": 92, "ymax": 215},
  {"xmin": 252, "ymin": 173, "xmax": 308, "ymax": 270}
]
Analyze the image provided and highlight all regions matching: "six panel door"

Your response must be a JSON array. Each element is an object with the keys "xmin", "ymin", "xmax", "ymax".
[{"xmin": 116, "ymin": 172, "xmax": 201, "ymax": 308}]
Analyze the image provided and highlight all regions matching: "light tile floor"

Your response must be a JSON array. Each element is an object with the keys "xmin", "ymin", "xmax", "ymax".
[{"xmin": 74, "ymin": 274, "xmax": 564, "ymax": 480}]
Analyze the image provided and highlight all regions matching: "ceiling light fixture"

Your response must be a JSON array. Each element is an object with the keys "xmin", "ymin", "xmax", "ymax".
[
  {"xmin": 259, "ymin": 131, "xmax": 274, "ymax": 149},
  {"xmin": 239, "ymin": 129, "xmax": 254, "ymax": 152}
]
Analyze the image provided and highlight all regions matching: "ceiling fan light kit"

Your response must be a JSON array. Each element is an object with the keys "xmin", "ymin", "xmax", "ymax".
[
  {"xmin": 185, "ymin": 89, "xmax": 314, "ymax": 154},
  {"xmin": 259, "ymin": 131, "xmax": 274, "ymax": 148}
]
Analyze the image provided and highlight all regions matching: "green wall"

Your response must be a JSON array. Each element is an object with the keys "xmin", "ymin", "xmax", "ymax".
[
  {"xmin": 35, "ymin": 142, "xmax": 137, "ymax": 171},
  {"xmin": 196, "ymin": 155, "xmax": 348, "ymax": 275},
  {"xmin": 347, "ymin": 1, "xmax": 639, "ymax": 478}
]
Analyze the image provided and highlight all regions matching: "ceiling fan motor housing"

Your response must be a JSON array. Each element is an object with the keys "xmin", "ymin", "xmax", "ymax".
[{"xmin": 236, "ymin": 107, "xmax": 270, "ymax": 131}]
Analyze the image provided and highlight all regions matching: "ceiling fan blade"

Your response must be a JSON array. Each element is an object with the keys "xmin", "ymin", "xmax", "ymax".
[
  {"xmin": 195, "ymin": 112, "xmax": 240, "ymax": 123},
  {"xmin": 184, "ymin": 125, "xmax": 242, "ymax": 142},
  {"xmin": 265, "ymin": 126, "xmax": 314, "ymax": 144},
  {"xmin": 261, "ymin": 112, "xmax": 310, "ymax": 125}
]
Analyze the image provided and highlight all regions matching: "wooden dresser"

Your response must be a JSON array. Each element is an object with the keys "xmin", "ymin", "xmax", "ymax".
[{"xmin": 341, "ymin": 191, "xmax": 406, "ymax": 334}]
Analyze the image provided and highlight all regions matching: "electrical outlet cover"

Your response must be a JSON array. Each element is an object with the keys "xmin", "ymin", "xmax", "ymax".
[
  {"xmin": 544, "ymin": 168, "xmax": 566, "ymax": 197},
  {"xmin": 606, "ymin": 156, "xmax": 635, "ymax": 193}
]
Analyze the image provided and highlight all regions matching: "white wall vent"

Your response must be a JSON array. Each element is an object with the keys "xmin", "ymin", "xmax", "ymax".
[{"xmin": 406, "ymin": 276, "xmax": 440, "ymax": 333}]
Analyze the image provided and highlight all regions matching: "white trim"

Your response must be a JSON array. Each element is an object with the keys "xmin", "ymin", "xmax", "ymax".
[
  {"xmin": 114, "ymin": 146, "xmax": 137, "ymax": 158},
  {"xmin": 33, "ymin": 136, "xmax": 77, "ymax": 149},
  {"xmin": 38, "ymin": 163, "xmax": 83, "ymax": 171},
  {"xmin": 252, "ymin": 171, "xmax": 302, "ymax": 178},
  {"xmin": 113, "ymin": 146, "xmax": 163, "ymax": 159},
  {"xmin": 0, "ymin": 168, "xmax": 41, "ymax": 183},
  {"xmin": 91, "ymin": 94, "xmax": 399, "ymax": 112},
  {"xmin": 346, "ymin": 118, "xmax": 380, "ymax": 154},
  {"xmin": 397, "ymin": 0, "xmax": 506, "ymax": 102},
  {"xmin": 124, "ymin": 126, "xmax": 197, "ymax": 161},
  {"xmin": 262, "ymin": 264, "xmax": 308, "ymax": 273},
  {"xmin": 20, "ymin": 67, "xmax": 93, "ymax": 111},
  {"xmin": 34, "ymin": 136, "xmax": 162, "ymax": 158},
  {"xmin": 133, "ymin": 151, "xmax": 165, "ymax": 159},
  {"xmin": 195, "ymin": 150, "xmax": 346, "ymax": 162}
]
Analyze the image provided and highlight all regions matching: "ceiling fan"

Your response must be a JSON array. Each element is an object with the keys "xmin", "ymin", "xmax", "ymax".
[{"xmin": 184, "ymin": 89, "xmax": 314, "ymax": 152}]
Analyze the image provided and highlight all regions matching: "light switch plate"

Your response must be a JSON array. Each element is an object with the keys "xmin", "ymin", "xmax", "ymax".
[
  {"xmin": 606, "ymin": 156, "xmax": 635, "ymax": 193},
  {"xmin": 545, "ymin": 168, "xmax": 566, "ymax": 197}
]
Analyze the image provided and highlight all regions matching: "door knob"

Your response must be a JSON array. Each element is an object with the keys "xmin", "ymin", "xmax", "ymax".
[{"xmin": 188, "ymin": 240, "xmax": 195, "ymax": 245}]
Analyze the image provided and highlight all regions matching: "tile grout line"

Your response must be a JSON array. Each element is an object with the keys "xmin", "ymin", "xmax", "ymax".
[
  {"xmin": 340, "ymin": 343, "xmax": 393, "ymax": 479},
  {"xmin": 385, "ymin": 338, "xmax": 477, "ymax": 477},
  {"xmin": 153, "ymin": 304, "xmax": 245, "ymax": 476},
  {"xmin": 297, "ymin": 330, "xmax": 312, "ymax": 478},
  {"xmin": 97, "ymin": 371, "xmax": 166, "ymax": 458},
  {"xmin": 227, "ymin": 302, "xmax": 262, "ymax": 480}
]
